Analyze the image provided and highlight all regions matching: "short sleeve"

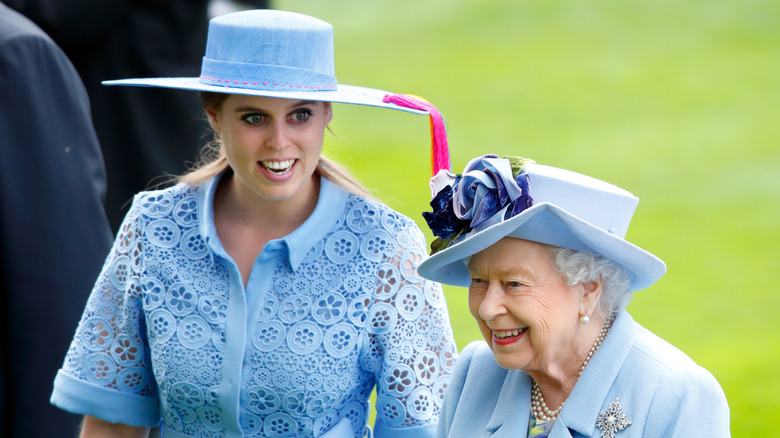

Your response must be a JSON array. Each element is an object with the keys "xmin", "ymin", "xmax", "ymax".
[
  {"xmin": 644, "ymin": 364, "xmax": 730, "ymax": 437},
  {"xmin": 50, "ymin": 197, "xmax": 160, "ymax": 427},
  {"xmin": 365, "ymin": 217, "xmax": 457, "ymax": 437}
]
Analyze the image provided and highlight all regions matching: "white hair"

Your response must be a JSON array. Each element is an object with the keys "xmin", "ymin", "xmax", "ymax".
[{"xmin": 550, "ymin": 247, "xmax": 633, "ymax": 319}]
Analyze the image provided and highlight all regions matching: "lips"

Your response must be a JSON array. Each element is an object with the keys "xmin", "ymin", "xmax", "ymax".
[
  {"xmin": 492, "ymin": 327, "xmax": 527, "ymax": 346},
  {"xmin": 261, "ymin": 159, "xmax": 295, "ymax": 175}
]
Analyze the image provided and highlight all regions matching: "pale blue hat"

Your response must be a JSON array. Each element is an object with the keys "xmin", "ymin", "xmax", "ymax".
[
  {"xmin": 103, "ymin": 10, "xmax": 426, "ymax": 115},
  {"xmin": 417, "ymin": 155, "xmax": 666, "ymax": 292}
]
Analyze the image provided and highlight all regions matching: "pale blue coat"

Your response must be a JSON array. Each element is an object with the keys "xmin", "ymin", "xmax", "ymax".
[{"xmin": 439, "ymin": 311, "xmax": 730, "ymax": 437}]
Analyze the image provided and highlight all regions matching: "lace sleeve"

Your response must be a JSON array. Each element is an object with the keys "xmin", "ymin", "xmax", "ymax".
[
  {"xmin": 53, "ymin": 195, "xmax": 159, "ymax": 424},
  {"xmin": 363, "ymin": 215, "xmax": 458, "ymax": 434}
]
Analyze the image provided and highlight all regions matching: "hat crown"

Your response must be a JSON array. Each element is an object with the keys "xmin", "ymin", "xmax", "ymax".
[
  {"xmin": 522, "ymin": 163, "xmax": 638, "ymax": 239},
  {"xmin": 200, "ymin": 10, "xmax": 337, "ymax": 91}
]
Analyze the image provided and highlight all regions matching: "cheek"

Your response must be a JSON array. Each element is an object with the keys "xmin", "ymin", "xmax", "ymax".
[
  {"xmin": 467, "ymin": 294, "xmax": 482, "ymax": 320},
  {"xmin": 468, "ymin": 296, "xmax": 492, "ymax": 340}
]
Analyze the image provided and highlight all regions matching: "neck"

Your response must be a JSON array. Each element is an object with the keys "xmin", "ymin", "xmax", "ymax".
[
  {"xmin": 218, "ymin": 172, "xmax": 320, "ymax": 235},
  {"xmin": 529, "ymin": 315, "xmax": 612, "ymax": 420},
  {"xmin": 212, "ymin": 174, "xmax": 321, "ymax": 287}
]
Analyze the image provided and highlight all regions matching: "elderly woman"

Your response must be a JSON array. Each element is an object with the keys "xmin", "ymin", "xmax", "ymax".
[{"xmin": 417, "ymin": 155, "xmax": 730, "ymax": 437}]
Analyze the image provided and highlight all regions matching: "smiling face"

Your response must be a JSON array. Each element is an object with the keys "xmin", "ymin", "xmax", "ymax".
[
  {"xmin": 205, "ymin": 94, "xmax": 332, "ymax": 208},
  {"xmin": 467, "ymin": 237, "xmax": 595, "ymax": 372}
]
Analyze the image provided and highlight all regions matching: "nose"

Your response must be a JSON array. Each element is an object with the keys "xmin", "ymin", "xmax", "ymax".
[
  {"xmin": 478, "ymin": 281, "xmax": 507, "ymax": 321},
  {"xmin": 265, "ymin": 119, "xmax": 290, "ymax": 150}
]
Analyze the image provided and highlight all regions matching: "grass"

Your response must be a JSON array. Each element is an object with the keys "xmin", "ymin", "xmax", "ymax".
[{"xmin": 273, "ymin": 1, "xmax": 779, "ymax": 435}]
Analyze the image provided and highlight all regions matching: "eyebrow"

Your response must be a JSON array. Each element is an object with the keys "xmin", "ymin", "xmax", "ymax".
[
  {"xmin": 233, "ymin": 100, "xmax": 320, "ymax": 113},
  {"xmin": 468, "ymin": 261, "xmax": 537, "ymax": 280}
]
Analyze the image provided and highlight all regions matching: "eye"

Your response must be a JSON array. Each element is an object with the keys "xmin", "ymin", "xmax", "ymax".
[
  {"xmin": 290, "ymin": 108, "xmax": 312, "ymax": 124},
  {"xmin": 507, "ymin": 280, "xmax": 525, "ymax": 288},
  {"xmin": 469, "ymin": 278, "xmax": 488, "ymax": 291},
  {"xmin": 241, "ymin": 113, "xmax": 266, "ymax": 125},
  {"xmin": 468, "ymin": 278, "xmax": 486, "ymax": 296}
]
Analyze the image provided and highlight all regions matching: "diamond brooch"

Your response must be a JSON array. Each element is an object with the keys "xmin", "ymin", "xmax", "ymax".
[{"xmin": 595, "ymin": 397, "xmax": 631, "ymax": 438}]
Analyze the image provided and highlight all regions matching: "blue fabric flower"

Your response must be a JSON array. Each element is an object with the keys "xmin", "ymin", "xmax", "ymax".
[
  {"xmin": 422, "ymin": 179, "xmax": 470, "ymax": 240},
  {"xmin": 506, "ymin": 172, "xmax": 533, "ymax": 219},
  {"xmin": 423, "ymin": 155, "xmax": 535, "ymax": 253},
  {"xmin": 454, "ymin": 155, "xmax": 525, "ymax": 229}
]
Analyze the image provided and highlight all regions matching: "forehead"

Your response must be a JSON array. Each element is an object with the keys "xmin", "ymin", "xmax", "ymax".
[
  {"xmin": 467, "ymin": 237, "xmax": 555, "ymax": 275},
  {"xmin": 224, "ymin": 94, "xmax": 323, "ymax": 109}
]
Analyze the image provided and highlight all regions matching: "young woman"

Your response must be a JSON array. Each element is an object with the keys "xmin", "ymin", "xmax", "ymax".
[{"xmin": 51, "ymin": 10, "xmax": 457, "ymax": 438}]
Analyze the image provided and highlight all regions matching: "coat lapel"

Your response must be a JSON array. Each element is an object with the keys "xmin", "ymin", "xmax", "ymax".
[
  {"xmin": 556, "ymin": 310, "xmax": 636, "ymax": 437},
  {"xmin": 484, "ymin": 370, "xmax": 532, "ymax": 437}
]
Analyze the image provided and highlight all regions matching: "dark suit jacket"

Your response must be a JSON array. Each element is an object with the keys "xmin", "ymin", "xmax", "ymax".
[
  {"xmin": 4, "ymin": 0, "xmax": 214, "ymax": 231},
  {"xmin": 0, "ymin": 4, "xmax": 113, "ymax": 436}
]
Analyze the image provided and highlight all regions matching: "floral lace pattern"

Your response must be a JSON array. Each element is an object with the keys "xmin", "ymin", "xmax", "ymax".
[{"xmin": 59, "ymin": 180, "xmax": 456, "ymax": 437}]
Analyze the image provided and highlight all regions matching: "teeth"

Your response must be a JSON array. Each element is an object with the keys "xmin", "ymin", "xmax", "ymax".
[
  {"xmin": 494, "ymin": 328, "xmax": 525, "ymax": 339},
  {"xmin": 262, "ymin": 159, "xmax": 294, "ymax": 173}
]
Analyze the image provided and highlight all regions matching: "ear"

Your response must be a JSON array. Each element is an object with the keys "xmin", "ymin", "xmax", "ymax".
[
  {"xmin": 579, "ymin": 277, "xmax": 603, "ymax": 318},
  {"xmin": 205, "ymin": 106, "xmax": 221, "ymax": 134}
]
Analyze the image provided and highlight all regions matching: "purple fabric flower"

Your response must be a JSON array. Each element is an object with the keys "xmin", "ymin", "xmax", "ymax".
[
  {"xmin": 422, "ymin": 181, "xmax": 470, "ymax": 240},
  {"xmin": 506, "ymin": 172, "xmax": 533, "ymax": 219},
  {"xmin": 454, "ymin": 155, "xmax": 525, "ymax": 229},
  {"xmin": 423, "ymin": 155, "xmax": 535, "ymax": 253}
]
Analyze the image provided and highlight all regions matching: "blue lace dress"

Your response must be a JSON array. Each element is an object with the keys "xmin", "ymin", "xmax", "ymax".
[{"xmin": 51, "ymin": 175, "xmax": 457, "ymax": 438}]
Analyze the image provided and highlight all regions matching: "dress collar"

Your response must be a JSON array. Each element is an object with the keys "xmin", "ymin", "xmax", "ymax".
[
  {"xmin": 283, "ymin": 177, "xmax": 346, "ymax": 270},
  {"xmin": 197, "ymin": 173, "xmax": 348, "ymax": 270}
]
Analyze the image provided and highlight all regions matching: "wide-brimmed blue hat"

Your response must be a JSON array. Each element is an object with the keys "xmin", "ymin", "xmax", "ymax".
[
  {"xmin": 104, "ymin": 10, "xmax": 423, "ymax": 112},
  {"xmin": 417, "ymin": 155, "xmax": 666, "ymax": 292},
  {"xmin": 104, "ymin": 9, "xmax": 452, "ymax": 175}
]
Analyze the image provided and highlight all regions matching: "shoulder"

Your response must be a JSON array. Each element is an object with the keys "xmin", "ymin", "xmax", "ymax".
[
  {"xmin": 448, "ymin": 341, "xmax": 507, "ymax": 397},
  {"xmin": 123, "ymin": 182, "xmax": 200, "ymax": 229},
  {"xmin": 621, "ymin": 322, "xmax": 730, "ymax": 434},
  {"xmin": 132, "ymin": 183, "xmax": 199, "ymax": 209},
  {"xmin": 628, "ymin": 322, "xmax": 720, "ymax": 386},
  {"xmin": 457, "ymin": 340, "xmax": 494, "ymax": 366},
  {"xmin": 0, "ymin": 5, "xmax": 47, "ymax": 44},
  {"xmin": 629, "ymin": 322, "xmax": 700, "ymax": 371},
  {"xmin": 0, "ymin": 6, "xmax": 64, "ymax": 68},
  {"xmin": 621, "ymin": 322, "xmax": 725, "ymax": 393},
  {"xmin": 344, "ymin": 193, "xmax": 426, "ymax": 242},
  {"xmin": 346, "ymin": 194, "xmax": 418, "ymax": 228},
  {"xmin": 0, "ymin": 6, "xmax": 72, "ymax": 87}
]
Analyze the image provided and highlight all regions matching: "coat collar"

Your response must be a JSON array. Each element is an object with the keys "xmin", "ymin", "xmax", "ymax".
[
  {"xmin": 485, "ymin": 369, "xmax": 531, "ymax": 435},
  {"xmin": 483, "ymin": 310, "xmax": 636, "ymax": 437}
]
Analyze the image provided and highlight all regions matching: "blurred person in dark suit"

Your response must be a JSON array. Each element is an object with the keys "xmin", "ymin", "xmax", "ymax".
[
  {"xmin": 0, "ymin": 3, "xmax": 113, "ymax": 437},
  {"xmin": 5, "ymin": 0, "xmax": 267, "ymax": 232}
]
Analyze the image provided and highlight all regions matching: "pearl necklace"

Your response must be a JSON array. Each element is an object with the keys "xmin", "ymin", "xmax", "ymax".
[{"xmin": 531, "ymin": 318, "xmax": 614, "ymax": 422}]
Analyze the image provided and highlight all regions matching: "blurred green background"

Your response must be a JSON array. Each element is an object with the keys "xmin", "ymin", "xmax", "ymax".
[{"xmin": 275, "ymin": 0, "xmax": 777, "ymax": 435}]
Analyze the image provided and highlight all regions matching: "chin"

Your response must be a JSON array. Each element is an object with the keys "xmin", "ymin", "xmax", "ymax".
[{"xmin": 492, "ymin": 353, "xmax": 527, "ymax": 370}]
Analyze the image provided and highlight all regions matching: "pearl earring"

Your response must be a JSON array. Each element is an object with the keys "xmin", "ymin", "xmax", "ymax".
[{"xmin": 579, "ymin": 314, "xmax": 590, "ymax": 325}]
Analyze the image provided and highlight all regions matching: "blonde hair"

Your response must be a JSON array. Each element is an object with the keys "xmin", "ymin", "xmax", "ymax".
[{"xmin": 178, "ymin": 92, "xmax": 372, "ymax": 199}]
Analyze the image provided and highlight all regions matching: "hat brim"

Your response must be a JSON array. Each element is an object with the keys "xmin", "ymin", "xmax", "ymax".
[
  {"xmin": 418, "ymin": 202, "xmax": 666, "ymax": 292},
  {"xmin": 102, "ymin": 78, "xmax": 427, "ymax": 115}
]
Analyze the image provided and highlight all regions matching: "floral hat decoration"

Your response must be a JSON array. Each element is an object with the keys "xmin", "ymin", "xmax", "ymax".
[{"xmin": 418, "ymin": 154, "xmax": 666, "ymax": 292}]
